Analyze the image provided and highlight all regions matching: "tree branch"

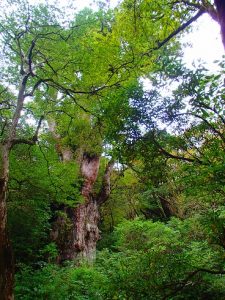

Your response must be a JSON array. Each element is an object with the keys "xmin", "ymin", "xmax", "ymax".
[
  {"xmin": 142, "ymin": 9, "xmax": 205, "ymax": 58},
  {"xmin": 163, "ymin": 267, "xmax": 225, "ymax": 300},
  {"xmin": 24, "ymin": 79, "xmax": 48, "ymax": 97},
  {"xmin": 11, "ymin": 115, "xmax": 44, "ymax": 148},
  {"xmin": 97, "ymin": 160, "xmax": 114, "ymax": 206},
  {"xmin": 171, "ymin": 112, "xmax": 225, "ymax": 143},
  {"xmin": 152, "ymin": 136, "xmax": 201, "ymax": 163},
  {"xmin": 27, "ymin": 39, "xmax": 36, "ymax": 76},
  {"xmin": 154, "ymin": 9, "xmax": 204, "ymax": 50}
]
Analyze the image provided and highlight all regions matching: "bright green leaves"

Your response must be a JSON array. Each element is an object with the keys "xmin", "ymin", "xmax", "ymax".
[
  {"xmin": 9, "ymin": 142, "xmax": 81, "ymax": 207},
  {"xmin": 15, "ymin": 264, "xmax": 109, "ymax": 300},
  {"xmin": 113, "ymin": 0, "xmax": 187, "ymax": 75},
  {"xmin": 114, "ymin": 219, "xmax": 178, "ymax": 251}
]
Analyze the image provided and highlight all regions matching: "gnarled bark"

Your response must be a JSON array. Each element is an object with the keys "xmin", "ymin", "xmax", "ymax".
[
  {"xmin": 51, "ymin": 152, "xmax": 101, "ymax": 263},
  {"xmin": 48, "ymin": 119, "xmax": 74, "ymax": 162},
  {"xmin": 72, "ymin": 200, "xmax": 100, "ymax": 261},
  {"xmin": 81, "ymin": 153, "xmax": 100, "ymax": 200},
  {"xmin": 51, "ymin": 199, "xmax": 100, "ymax": 262},
  {"xmin": 50, "ymin": 151, "xmax": 115, "ymax": 263}
]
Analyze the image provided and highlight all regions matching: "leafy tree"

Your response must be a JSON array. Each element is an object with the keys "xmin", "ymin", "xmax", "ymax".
[{"xmin": 1, "ymin": 0, "xmax": 225, "ymax": 298}]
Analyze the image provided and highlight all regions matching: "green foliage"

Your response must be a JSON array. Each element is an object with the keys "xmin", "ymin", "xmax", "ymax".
[
  {"xmin": 40, "ymin": 243, "xmax": 58, "ymax": 263},
  {"xmin": 15, "ymin": 264, "xmax": 109, "ymax": 300},
  {"xmin": 97, "ymin": 219, "xmax": 225, "ymax": 299},
  {"xmin": 8, "ymin": 198, "xmax": 50, "ymax": 264},
  {"xmin": 7, "ymin": 143, "xmax": 83, "ymax": 265},
  {"xmin": 100, "ymin": 168, "xmax": 142, "ymax": 232},
  {"xmin": 0, "ymin": 0, "xmax": 224, "ymax": 299},
  {"xmin": 15, "ymin": 219, "xmax": 225, "ymax": 299}
]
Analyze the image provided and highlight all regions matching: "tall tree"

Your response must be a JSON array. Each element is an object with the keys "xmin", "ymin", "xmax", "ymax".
[
  {"xmin": 1, "ymin": 0, "xmax": 223, "ymax": 297},
  {"xmin": 0, "ymin": 3, "xmax": 102, "ymax": 298}
]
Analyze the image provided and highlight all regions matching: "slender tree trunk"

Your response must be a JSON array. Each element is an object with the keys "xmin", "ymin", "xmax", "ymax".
[
  {"xmin": 0, "ymin": 145, "xmax": 14, "ymax": 300},
  {"xmin": 0, "ymin": 70, "xmax": 29, "ymax": 299}
]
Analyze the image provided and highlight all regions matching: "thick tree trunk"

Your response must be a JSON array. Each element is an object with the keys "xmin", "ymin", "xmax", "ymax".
[
  {"xmin": 0, "ymin": 145, "xmax": 14, "ymax": 300},
  {"xmin": 214, "ymin": 0, "xmax": 225, "ymax": 49},
  {"xmin": 49, "ymin": 118, "xmax": 115, "ymax": 263},
  {"xmin": 51, "ymin": 200, "xmax": 100, "ymax": 263},
  {"xmin": 72, "ymin": 200, "xmax": 100, "ymax": 261},
  {"xmin": 51, "ymin": 153, "xmax": 101, "ymax": 263},
  {"xmin": 48, "ymin": 119, "xmax": 73, "ymax": 162},
  {"xmin": 97, "ymin": 160, "xmax": 114, "ymax": 206},
  {"xmin": 56, "ymin": 200, "xmax": 100, "ymax": 262},
  {"xmin": 51, "ymin": 153, "xmax": 115, "ymax": 263},
  {"xmin": 74, "ymin": 153, "xmax": 101, "ymax": 261}
]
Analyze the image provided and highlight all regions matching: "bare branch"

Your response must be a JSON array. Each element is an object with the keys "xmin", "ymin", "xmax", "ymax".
[
  {"xmin": 33, "ymin": 115, "xmax": 44, "ymax": 142},
  {"xmin": 142, "ymin": 9, "xmax": 205, "ymax": 58},
  {"xmin": 27, "ymin": 39, "xmax": 36, "ymax": 76}
]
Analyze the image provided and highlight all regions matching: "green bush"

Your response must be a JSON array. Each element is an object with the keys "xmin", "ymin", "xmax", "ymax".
[
  {"xmin": 96, "ymin": 219, "xmax": 225, "ymax": 299},
  {"xmin": 15, "ymin": 219, "xmax": 225, "ymax": 300},
  {"xmin": 15, "ymin": 264, "xmax": 109, "ymax": 300}
]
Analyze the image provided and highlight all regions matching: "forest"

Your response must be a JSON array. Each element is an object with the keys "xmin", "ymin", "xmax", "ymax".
[{"xmin": 0, "ymin": 0, "xmax": 225, "ymax": 299}]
